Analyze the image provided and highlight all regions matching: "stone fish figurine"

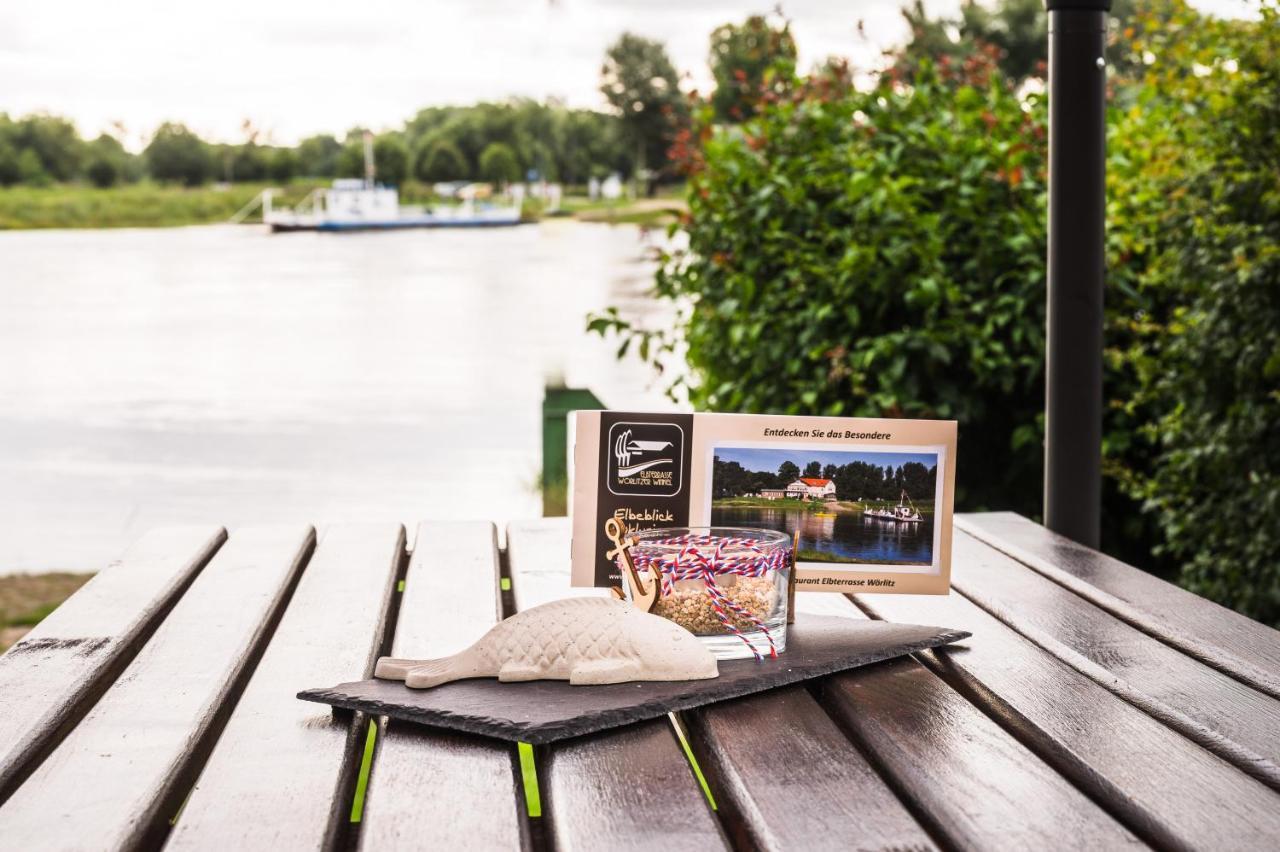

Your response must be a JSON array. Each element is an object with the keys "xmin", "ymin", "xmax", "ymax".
[{"xmin": 375, "ymin": 597, "xmax": 718, "ymax": 688}]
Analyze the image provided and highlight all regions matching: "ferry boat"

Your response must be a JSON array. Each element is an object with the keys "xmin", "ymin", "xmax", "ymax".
[
  {"xmin": 262, "ymin": 180, "xmax": 523, "ymax": 232},
  {"xmin": 257, "ymin": 133, "xmax": 524, "ymax": 232},
  {"xmin": 865, "ymin": 490, "xmax": 924, "ymax": 523}
]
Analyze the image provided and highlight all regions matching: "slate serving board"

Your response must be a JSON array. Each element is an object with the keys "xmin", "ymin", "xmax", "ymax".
[{"xmin": 298, "ymin": 616, "xmax": 969, "ymax": 744}]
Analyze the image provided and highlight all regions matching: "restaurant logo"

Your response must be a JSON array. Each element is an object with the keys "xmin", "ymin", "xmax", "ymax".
[{"xmin": 607, "ymin": 421, "xmax": 684, "ymax": 496}]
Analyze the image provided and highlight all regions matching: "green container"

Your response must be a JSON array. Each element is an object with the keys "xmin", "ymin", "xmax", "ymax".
[{"xmin": 541, "ymin": 384, "xmax": 603, "ymax": 516}]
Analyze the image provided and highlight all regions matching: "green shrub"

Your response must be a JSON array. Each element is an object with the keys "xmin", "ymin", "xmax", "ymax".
[
  {"xmin": 479, "ymin": 142, "xmax": 521, "ymax": 186},
  {"xmin": 1114, "ymin": 0, "xmax": 1280, "ymax": 624},
  {"xmin": 415, "ymin": 139, "xmax": 468, "ymax": 182},
  {"xmin": 85, "ymin": 157, "xmax": 119, "ymax": 188},
  {"xmin": 592, "ymin": 0, "xmax": 1280, "ymax": 626},
  {"xmin": 0, "ymin": 139, "xmax": 23, "ymax": 186},
  {"xmin": 594, "ymin": 56, "xmax": 1049, "ymax": 511},
  {"xmin": 145, "ymin": 122, "xmax": 213, "ymax": 186},
  {"xmin": 373, "ymin": 136, "xmax": 410, "ymax": 186},
  {"xmin": 268, "ymin": 148, "xmax": 298, "ymax": 183}
]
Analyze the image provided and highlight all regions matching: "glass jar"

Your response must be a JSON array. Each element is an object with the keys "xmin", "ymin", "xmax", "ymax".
[{"xmin": 622, "ymin": 527, "xmax": 791, "ymax": 661}]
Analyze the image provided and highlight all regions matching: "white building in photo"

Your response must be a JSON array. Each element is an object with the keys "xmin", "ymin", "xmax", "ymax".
[{"xmin": 786, "ymin": 477, "xmax": 837, "ymax": 501}]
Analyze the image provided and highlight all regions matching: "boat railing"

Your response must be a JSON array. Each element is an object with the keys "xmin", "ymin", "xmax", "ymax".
[
  {"xmin": 228, "ymin": 188, "xmax": 281, "ymax": 224},
  {"xmin": 292, "ymin": 187, "xmax": 324, "ymax": 216}
]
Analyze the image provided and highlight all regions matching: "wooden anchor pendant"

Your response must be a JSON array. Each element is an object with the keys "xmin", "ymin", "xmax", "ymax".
[{"xmin": 604, "ymin": 517, "xmax": 661, "ymax": 613}]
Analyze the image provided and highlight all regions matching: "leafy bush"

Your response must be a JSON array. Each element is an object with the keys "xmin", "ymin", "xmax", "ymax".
[
  {"xmin": 268, "ymin": 148, "xmax": 298, "ymax": 183},
  {"xmin": 595, "ymin": 55, "xmax": 1049, "ymax": 511},
  {"xmin": 145, "ymin": 123, "xmax": 212, "ymax": 187},
  {"xmin": 373, "ymin": 136, "xmax": 410, "ymax": 185},
  {"xmin": 416, "ymin": 139, "xmax": 468, "ymax": 182},
  {"xmin": 709, "ymin": 14, "xmax": 796, "ymax": 122},
  {"xmin": 295, "ymin": 134, "xmax": 343, "ymax": 178},
  {"xmin": 593, "ymin": 0, "xmax": 1280, "ymax": 625},
  {"xmin": 1111, "ymin": 0, "xmax": 1280, "ymax": 624},
  {"xmin": 0, "ymin": 139, "xmax": 19, "ymax": 187},
  {"xmin": 479, "ymin": 142, "xmax": 521, "ymax": 185},
  {"xmin": 85, "ymin": 157, "xmax": 119, "ymax": 188}
]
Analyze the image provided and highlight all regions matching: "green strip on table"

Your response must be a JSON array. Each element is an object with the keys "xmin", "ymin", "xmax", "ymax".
[
  {"xmin": 349, "ymin": 720, "xmax": 378, "ymax": 823},
  {"xmin": 670, "ymin": 713, "xmax": 717, "ymax": 810},
  {"xmin": 518, "ymin": 742, "xmax": 541, "ymax": 817}
]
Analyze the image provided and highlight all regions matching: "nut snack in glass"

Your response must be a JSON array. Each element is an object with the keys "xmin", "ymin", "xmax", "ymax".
[{"xmin": 621, "ymin": 527, "xmax": 791, "ymax": 660}]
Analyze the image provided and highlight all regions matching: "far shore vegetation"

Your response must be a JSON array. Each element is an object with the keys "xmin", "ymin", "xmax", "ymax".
[
  {"xmin": 0, "ymin": 26, "xmax": 700, "ymax": 231},
  {"xmin": 713, "ymin": 495, "xmax": 937, "ymax": 516},
  {"xmin": 0, "ymin": 181, "xmax": 686, "ymax": 230}
]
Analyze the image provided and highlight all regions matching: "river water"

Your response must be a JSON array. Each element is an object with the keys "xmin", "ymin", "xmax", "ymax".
[
  {"xmin": 0, "ymin": 221, "xmax": 674, "ymax": 573},
  {"xmin": 711, "ymin": 506, "xmax": 935, "ymax": 565}
]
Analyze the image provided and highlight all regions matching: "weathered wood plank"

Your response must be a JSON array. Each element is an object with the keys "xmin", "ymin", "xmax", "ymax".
[
  {"xmin": 950, "ymin": 529, "xmax": 1280, "ymax": 790},
  {"xmin": 0, "ymin": 525, "xmax": 226, "ymax": 802},
  {"xmin": 858, "ymin": 567, "xmax": 1280, "ymax": 850},
  {"xmin": 168, "ymin": 524, "xmax": 404, "ymax": 851},
  {"xmin": 958, "ymin": 511, "xmax": 1280, "ymax": 698},
  {"xmin": 543, "ymin": 720, "xmax": 726, "ymax": 852},
  {"xmin": 799, "ymin": 593, "xmax": 1138, "ymax": 850},
  {"xmin": 507, "ymin": 518, "xmax": 727, "ymax": 852},
  {"xmin": 0, "ymin": 525, "xmax": 313, "ymax": 851},
  {"xmin": 681, "ymin": 592, "xmax": 934, "ymax": 851},
  {"xmin": 507, "ymin": 517, "xmax": 581, "ymax": 614},
  {"xmin": 821, "ymin": 659, "xmax": 1144, "ymax": 851},
  {"xmin": 685, "ymin": 686, "xmax": 939, "ymax": 852},
  {"xmin": 357, "ymin": 522, "xmax": 524, "ymax": 852}
]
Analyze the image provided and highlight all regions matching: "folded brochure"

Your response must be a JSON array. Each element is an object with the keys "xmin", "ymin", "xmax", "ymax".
[{"xmin": 571, "ymin": 411, "xmax": 956, "ymax": 595}]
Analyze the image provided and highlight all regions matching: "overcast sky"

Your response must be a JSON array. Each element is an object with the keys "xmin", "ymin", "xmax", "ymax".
[{"xmin": 0, "ymin": 0, "xmax": 1258, "ymax": 150}]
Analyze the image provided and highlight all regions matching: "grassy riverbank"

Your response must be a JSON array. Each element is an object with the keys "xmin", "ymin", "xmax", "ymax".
[
  {"xmin": 712, "ymin": 496, "xmax": 935, "ymax": 517},
  {"xmin": 0, "ymin": 182, "xmax": 323, "ymax": 229},
  {"xmin": 0, "ymin": 182, "xmax": 686, "ymax": 230},
  {"xmin": 554, "ymin": 194, "xmax": 686, "ymax": 227},
  {"xmin": 713, "ymin": 496, "xmax": 822, "ymax": 511},
  {"xmin": 0, "ymin": 572, "xmax": 92, "ymax": 651}
]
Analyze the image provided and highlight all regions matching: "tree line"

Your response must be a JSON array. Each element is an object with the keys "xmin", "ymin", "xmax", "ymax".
[
  {"xmin": 0, "ymin": 103, "xmax": 632, "ymax": 190},
  {"xmin": 0, "ymin": 12, "xmax": 798, "ymax": 192},
  {"xmin": 713, "ymin": 456, "xmax": 938, "ymax": 502}
]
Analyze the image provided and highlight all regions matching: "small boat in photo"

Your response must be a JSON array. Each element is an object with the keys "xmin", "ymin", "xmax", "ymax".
[{"xmin": 864, "ymin": 490, "xmax": 924, "ymax": 523}]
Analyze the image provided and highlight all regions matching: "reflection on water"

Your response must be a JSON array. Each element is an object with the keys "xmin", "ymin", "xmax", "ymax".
[
  {"xmin": 0, "ymin": 221, "xmax": 675, "ymax": 573},
  {"xmin": 710, "ymin": 506, "xmax": 933, "ymax": 565}
]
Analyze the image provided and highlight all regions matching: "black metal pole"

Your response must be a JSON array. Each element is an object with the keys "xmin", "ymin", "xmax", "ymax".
[{"xmin": 1044, "ymin": 0, "xmax": 1109, "ymax": 548}]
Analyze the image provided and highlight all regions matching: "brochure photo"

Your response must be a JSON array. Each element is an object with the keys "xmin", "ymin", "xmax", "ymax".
[{"xmin": 571, "ymin": 411, "xmax": 957, "ymax": 594}]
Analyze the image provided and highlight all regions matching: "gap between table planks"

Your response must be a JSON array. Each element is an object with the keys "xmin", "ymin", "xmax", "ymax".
[
  {"xmin": 506, "ymin": 519, "xmax": 730, "ymax": 852},
  {"xmin": 356, "ymin": 522, "xmax": 528, "ymax": 852},
  {"xmin": 167, "ymin": 524, "xmax": 405, "ymax": 851},
  {"xmin": 0, "ymin": 525, "xmax": 226, "ymax": 804},
  {"xmin": 856, "ymin": 566, "xmax": 1280, "ymax": 850},
  {"xmin": 0, "ymin": 525, "xmax": 314, "ymax": 851},
  {"xmin": 958, "ymin": 512, "xmax": 1280, "ymax": 700}
]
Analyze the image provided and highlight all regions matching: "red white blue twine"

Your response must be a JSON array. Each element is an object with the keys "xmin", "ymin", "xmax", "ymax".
[{"xmin": 624, "ymin": 533, "xmax": 788, "ymax": 660}]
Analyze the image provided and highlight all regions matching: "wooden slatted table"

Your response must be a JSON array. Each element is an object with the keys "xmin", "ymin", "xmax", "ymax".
[{"xmin": 2, "ymin": 512, "xmax": 1279, "ymax": 850}]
